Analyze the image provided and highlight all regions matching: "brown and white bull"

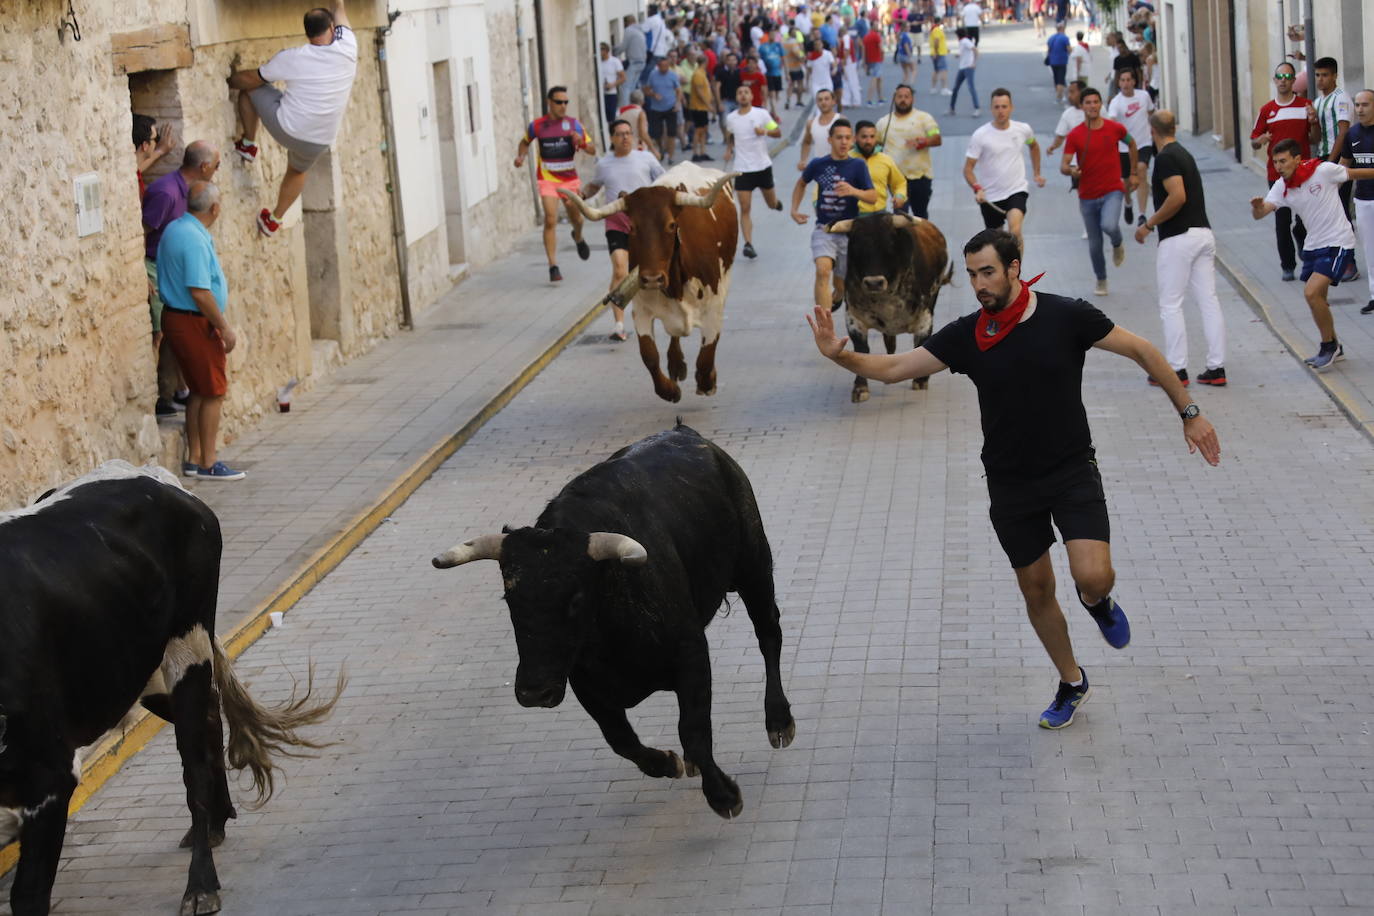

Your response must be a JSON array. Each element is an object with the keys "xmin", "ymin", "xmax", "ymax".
[
  {"xmin": 560, "ymin": 162, "xmax": 738, "ymax": 403},
  {"xmin": 826, "ymin": 213, "xmax": 953, "ymax": 402}
]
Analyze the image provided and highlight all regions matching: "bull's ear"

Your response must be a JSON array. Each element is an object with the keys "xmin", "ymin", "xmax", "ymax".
[
  {"xmin": 826, "ymin": 219, "xmax": 855, "ymax": 235},
  {"xmin": 587, "ymin": 532, "xmax": 649, "ymax": 566},
  {"xmin": 889, "ymin": 214, "xmax": 918, "ymax": 228}
]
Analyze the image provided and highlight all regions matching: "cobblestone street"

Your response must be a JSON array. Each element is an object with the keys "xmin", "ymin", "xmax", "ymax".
[{"xmin": 12, "ymin": 24, "xmax": 1374, "ymax": 916}]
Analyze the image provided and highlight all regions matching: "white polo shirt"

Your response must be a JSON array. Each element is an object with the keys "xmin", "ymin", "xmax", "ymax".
[{"xmin": 1264, "ymin": 162, "xmax": 1357, "ymax": 250}]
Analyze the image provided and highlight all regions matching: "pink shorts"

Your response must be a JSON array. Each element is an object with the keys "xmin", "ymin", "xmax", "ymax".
[{"xmin": 538, "ymin": 176, "xmax": 581, "ymax": 198}]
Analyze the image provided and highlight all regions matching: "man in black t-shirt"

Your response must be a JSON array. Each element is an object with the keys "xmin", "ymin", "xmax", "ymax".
[
  {"xmin": 808, "ymin": 229, "xmax": 1221, "ymax": 730},
  {"xmin": 1134, "ymin": 110, "xmax": 1227, "ymax": 386}
]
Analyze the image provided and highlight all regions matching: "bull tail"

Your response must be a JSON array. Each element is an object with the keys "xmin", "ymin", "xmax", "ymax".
[
  {"xmin": 211, "ymin": 639, "xmax": 346, "ymax": 808},
  {"xmin": 940, "ymin": 259, "xmax": 955, "ymax": 288}
]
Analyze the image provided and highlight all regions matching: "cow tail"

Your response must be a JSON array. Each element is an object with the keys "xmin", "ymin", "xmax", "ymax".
[{"xmin": 211, "ymin": 639, "xmax": 346, "ymax": 807}]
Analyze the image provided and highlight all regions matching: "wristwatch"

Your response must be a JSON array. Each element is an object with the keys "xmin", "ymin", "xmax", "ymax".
[{"xmin": 1179, "ymin": 404, "xmax": 1200, "ymax": 420}]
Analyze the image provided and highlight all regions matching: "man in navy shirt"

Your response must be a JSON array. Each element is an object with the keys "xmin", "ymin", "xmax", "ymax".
[
  {"xmin": 790, "ymin": 118, "xmax": 876, "ymax": 310},
  {"xmin": 1045, "ymin": 21, "xmax": 1070, "ymax": 104},
  {"xmin": 808, "ymin": 229, "xmax": 1221, "ymax": 730},
  {"xmin": 1341, "ymin": 89, "xmax": 1374, "ymax": 314}
]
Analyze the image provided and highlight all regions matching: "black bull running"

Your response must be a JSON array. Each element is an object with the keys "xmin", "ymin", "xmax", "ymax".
[{"xmin": 432, "ymin": 422, "xmax": 795, "ymax": 819}]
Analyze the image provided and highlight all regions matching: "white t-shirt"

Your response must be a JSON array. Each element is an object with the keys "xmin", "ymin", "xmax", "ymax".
[
  {"xmin": 600, "ymin": 55, "xmax": 624, "ymax": 93},
  {"xmin": 1106, "ymin": 89, "xmax": 1155, "ymax": 152},
  {"xmin": 957, "ymin": 37, "xmax": 976, "ymax": 70},
  {"xmin": 962, "ymin": 2, "xmax": 983, "ymax": 26},
  {"xmin": 1054, "ymin": 105, "xmax": 1086, "ymax": 139},
  {"xmin": 794, "ymin": 11, "xmax": 812, "ymax": 34},
  {"xmin": 727, "ymin": 107, "xmax": 776, "ymax": 173},
  {"xmin": 1264, "ymin": 163, "xmax": 1358, "ymax": 250},
  {"xmin": 750, "ymin": 25, "xmax": 765, "ymax": 46},
  {"xmin": 1068, "ymin": 42, "xmax": 1090, "ymax": 81},
  {"xmin": 808, "ymin": 110, "xmax": 839, "ymax": 157},
  {"xmin": 807, "ymin": 51, "xmax": 835, "ymax": 92},
  {"xmin": 966, "ymin": 120, "xmax": 1036, "ymax": 202},
  {"xmin": 259, "ymin": 26, "xmax": 359, "ymax": 145}
]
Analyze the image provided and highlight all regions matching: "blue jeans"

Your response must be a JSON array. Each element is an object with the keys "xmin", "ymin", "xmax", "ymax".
[
  {"xmin": 1079, "ymin": 191, "xmax": 1124, "ymax": 280},
  {"xmin": 950, "ymin": 67, "xmax": 978, "ymax": 111}
]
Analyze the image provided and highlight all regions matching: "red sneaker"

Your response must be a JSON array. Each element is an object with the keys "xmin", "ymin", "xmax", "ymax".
[
  {"xmin": 234, "ymin": 138, "xmax": 258, "ymax": 162},
  {"xmin": 257, "ymin": 209, "xmax": 281, "ymax": 237}
]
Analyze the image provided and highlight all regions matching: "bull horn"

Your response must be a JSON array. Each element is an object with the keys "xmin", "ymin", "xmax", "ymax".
[
  {"xmin": 826, "ymin": 219, "xmax": 855, "ymax": 235},
  {"xmin": 888, "ymin": 214, "xmax": 918, "ymax": 228},
  {"xmin": 587, "ymin": 532, "xmax": 649, "ymax": 566},
  {"xmin": 432, "ymin": 533, "xmax": 506, "ymax": 569},
  {"xmin": 675, "ymin": 172, "xmax": 738, "ymax": 209},
  {"xmin": 557, "ymin": 187, "xmax": 626, "ymax": 222}
]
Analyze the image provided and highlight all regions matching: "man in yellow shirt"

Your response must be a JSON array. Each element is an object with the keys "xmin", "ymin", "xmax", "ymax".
[
  {"xmin": 928, "ymin": 21, "xmax": 949, "ymax": 95},
  {"xmin": 686, "ymin": 50, "xmax": 715, "ymax": 162},
  {"xmin": 852, "ymin": 120, "xmax": 907, "ymax": 214},
  {"xmin": 874, "ymin": 84, "xmax": 942, "ymax": 217}
]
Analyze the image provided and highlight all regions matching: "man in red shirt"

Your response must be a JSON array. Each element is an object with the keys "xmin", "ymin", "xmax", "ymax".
[
  {"xmin": 1061, "ymin": 87, "xmax": 1138, "ymax": 296},
  {"xmin": 862, "ymin": 26, "xmax": 885, "ymax": 106},
  {"xmin": 1250, "ymin": 61, "xmax": 1311, "ymax": 281},
  {"xmin": 740, "ymin": 55, "xmax": 770, "ymax": 113}
]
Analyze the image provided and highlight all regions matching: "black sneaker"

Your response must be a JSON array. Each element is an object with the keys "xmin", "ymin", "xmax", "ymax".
[
  {"xmin": 1147, "ymin": 368, "xmax": 1188, "ymax": 387},
  {"xmin": 549, "ymin": 265, "xmax": 563, "ymax": 282},
  {"xmin": 1196, "ymin": 367, "xmax": 1226, "ymax": 386},
  {"xmin": 742, "ymin": 242, "xmax": 757, "ymax": 259},
  {"xmin": 1124, "ymin": 204, "xmax": 1134, "ymax": 224},
  {"xmin": 1136, "ymin": 214, "xmax": 1147, "ymax": 228},
  {"xmin": 172, "ymin": 390, "xmax": 190, "ymax": 410},
  {"xmin": 1362, "ymin": 300, "xmax": 1374, "ymax": 314},
  {"xmin": 574, "ymin": 236, "xmax": 591, "ymax": 261},
  {"xmin": 1281, "ymin": 269, "xmax": 1296, "ymax": 281},
  {"xmin": 155, "ymin": 397, "xmax": 177, "ymax": 417}
]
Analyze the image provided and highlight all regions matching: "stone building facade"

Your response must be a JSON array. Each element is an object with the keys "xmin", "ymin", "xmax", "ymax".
[{"xmin": 0, "ymin": 0, "xmax": 401, "ymax": 506}]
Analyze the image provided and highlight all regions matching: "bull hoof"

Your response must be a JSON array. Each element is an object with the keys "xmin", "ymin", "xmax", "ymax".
[
  {"xmin": 913, "ymin": 377, "xmax": 929, "ymax": 390},
  {"xmin": 707, "ymin": 775, "xmax": 744, "ymax": 820},
  {"xmin": 179, "ymin": 890, "xmax": 222, "ymax": 916},
  {"xmin": 179, "ymin": 827, "xmax": 226, "ymax": 849},
  {"xmin": 695, "ymin": 385, "xmax": 716, "ymax": 397},
  {"xmin": 641, "ymin": 748, "xmax": 686, "ymax": 778},
  {"xmin": 683, "ymin": 758, "xmax": 700, "ymax": 777},
  {"xmin": 768, "ymin": 718, "xmax": 797, "ymax": 749},
  {"xmin": 668, "ymin": 361, "xmax": 688, "ymax": 382},
  {"xmin": 852, "ymin": 386, "xmax": 870, "ymax": 403},
  {"xmin": 655, "ymin": 384, "xmax": 682, "ymax": 403}
]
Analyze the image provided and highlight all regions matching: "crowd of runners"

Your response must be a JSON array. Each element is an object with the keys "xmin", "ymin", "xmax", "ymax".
[{"xmin": 506, "ymin": 0, "xmax": 1374, "ymax": 727}]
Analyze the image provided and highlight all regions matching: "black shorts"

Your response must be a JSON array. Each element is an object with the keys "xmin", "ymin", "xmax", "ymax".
[
  {"xmin": 734, "ymin": 166, "xmax": 775, "ymax": 192},
  {"xmin": 1119, "ymin": 145, "xmax": 1154, "ymax": 177},
  {"xmin": 646, "ymin": 108, "xmax": 678, "ymax": 139},
  {"xmin": 788, "ymin": 68, "xmax": 805, "ymax": 83},
  {"xmin": 978, "ymin": 191, "xmax": 1029, "ymax": 229},
  {"xmin": 767, "ymin": 74, "xmax": 783, "ymax": 92},
  {"xmin": 605, "ymin": 229, "xmax": 630, "ymax": 253},
  {"xmin": 687, "ymin": 108, "xmax": 710, "ymax": 128},
  {"xmin": 987, "ymin": 458, "xmax": 1110, "ymax": 568}
]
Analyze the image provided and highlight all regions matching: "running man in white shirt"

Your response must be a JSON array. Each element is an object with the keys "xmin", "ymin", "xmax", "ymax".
[
  {"xmin": 726, "ymin": 84, "xmax": 785, "ymax": 259},
  {"xmin": 963, "ymin": 89, "xmax": 1044, "ymax": 246},
  {"xmin": 229, "ymin": 0, "xmax": 357, "ymax": 238},
  {"xmin": 1251, "ymin": 138, "xmax": 1374, "ymax": 370},
  {"xmin": 1067, "ymin": 30, "xmax": 1091, "ymax": 85},
  {"xmin": 1105, "ymin": 68, "xmax": 1155, "ymax": 227}
]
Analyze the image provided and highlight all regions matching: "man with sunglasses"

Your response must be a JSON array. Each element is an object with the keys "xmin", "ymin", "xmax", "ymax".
[
  {"xmin": 1250, "ymin": 62, "xmax": 1311, "ymax": 281},
  {"xmin": 515, "ymin": 86, "xmax": 597, "ymax": 283}
]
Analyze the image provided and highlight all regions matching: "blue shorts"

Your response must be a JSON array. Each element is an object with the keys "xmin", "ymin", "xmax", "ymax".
[
  {"xmin": 1300, "ymin": 246, "xmax": 1356, "ymax": 284},
  {"xmin": 933, "ymin": 56, "xmax": 948, "ymax": 72},
  {"xmin": 865, "ymin": 62, "xmax": 882, "ymax": 77}
]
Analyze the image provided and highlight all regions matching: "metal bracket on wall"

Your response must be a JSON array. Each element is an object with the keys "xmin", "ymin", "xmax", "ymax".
[{"xmin": 58, "ymin": 0, "xmax": 81, "ymax": 42}]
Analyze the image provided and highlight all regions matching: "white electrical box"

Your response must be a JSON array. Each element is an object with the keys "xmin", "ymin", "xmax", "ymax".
[
  {"xmin": 74, "ymin": 172, "xmax": 102, "ymax": 237},
  {"xmin": 418, "ymin": 100, "xmax": 431, "ymax": 139}
]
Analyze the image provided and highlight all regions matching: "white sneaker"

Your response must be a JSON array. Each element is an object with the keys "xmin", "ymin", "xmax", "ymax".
[
  {"xmin": 1094, "ymin": 279, "xmax": 1108, "ymax": 296},
  {"xmin": 972, "ymin": 108, "xmax": 981, "ymax": 116},
  {"xmin": 1112, "ymin": 244, "xmax": 1125, "ymax": 267}
]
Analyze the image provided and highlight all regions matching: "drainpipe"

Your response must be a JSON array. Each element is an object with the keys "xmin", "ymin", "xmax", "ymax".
[
  {"xmin": 1227, "ymin": 0, "xmax": 1241, "ymax": 162},
  {"xmin": 376, "ymin": 14, "xmax": 413, "ymax": 330},
  {"xmin": 1302, "ymin": 0, "xmax": 1314, "ymax": 102},
  {"xmin": 516, "ymin": 1, "xmax": 540, "ymax": 216},
  {"xmin": 533, "ymin": 0, "xmax": 549, "ymax": 105}
]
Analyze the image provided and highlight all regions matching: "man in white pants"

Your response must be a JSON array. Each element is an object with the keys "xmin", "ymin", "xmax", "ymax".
[
  {"xmin": 1133, "ymin": 111, "xmax": 1226, "ymax": 387},
  {"xmin": 1340, "ymin": 89, "xmax": 1374, "ymax": 315}
]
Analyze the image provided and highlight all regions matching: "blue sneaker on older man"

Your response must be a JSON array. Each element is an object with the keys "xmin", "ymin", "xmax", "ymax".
[{"xmin": 197, "ymin": 461, "xmax": 246, "ymax": 482}]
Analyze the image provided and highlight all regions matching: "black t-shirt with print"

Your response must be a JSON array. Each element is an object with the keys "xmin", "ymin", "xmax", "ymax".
[
  {"xmin": 1151, "ymin": 141, "xmax": 1210, "ymax": 240},
  {"xmin": 923, "ymin": 292, "xmax": 1115, "ymax": 482}
]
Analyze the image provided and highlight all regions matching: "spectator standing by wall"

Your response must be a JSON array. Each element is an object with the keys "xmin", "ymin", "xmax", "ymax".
[
  {"xmin": 1133, "ymin": 110, "xmax": 1226, "ymax": 388},
  {"xmin": 133, "ymin": 114, "xmax": 175, "ymax": 199},
  {"xmin": 157, "ymin": 181, "xmax": 245, "ymax": 482},
  {"xmin": 1340, "ymin": 90, "xmax": 1374, "ymax": 315},
  {"xmin": 1250, "ymin": 62, "xmax": 1311, "ymax": 281}
]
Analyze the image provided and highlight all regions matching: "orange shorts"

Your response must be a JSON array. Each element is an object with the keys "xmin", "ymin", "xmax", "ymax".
[
  {"xmin": 538, "ymin": 176, "xmax": 581, "ymax": 198},
  {"xmin": 161, "ymin": 309, "xmax": 228, "ymax": 397}
]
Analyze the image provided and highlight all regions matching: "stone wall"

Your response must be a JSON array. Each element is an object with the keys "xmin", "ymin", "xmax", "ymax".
[{"xmin": 0, "ymin": 2, "xmax": 401, "ymax": 506}]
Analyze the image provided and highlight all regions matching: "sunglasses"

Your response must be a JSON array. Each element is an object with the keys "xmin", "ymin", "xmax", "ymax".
[
  {"xmin": 550, "ymin": 98, "xmax": 569, "ymax": 104},
  {"xmin": 1274, "ymin": 73, "xmax": 1295, "ymax": 81}
]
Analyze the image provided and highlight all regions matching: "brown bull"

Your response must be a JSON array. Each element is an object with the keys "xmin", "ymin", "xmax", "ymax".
[{"xmin": 561, "ymin": 163, "xmax": 738, "ymax": 402}]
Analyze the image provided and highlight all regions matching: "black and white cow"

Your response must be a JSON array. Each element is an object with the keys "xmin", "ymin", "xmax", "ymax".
[
  {"xmin": 0, "ymin": 462, "xmax": 342, "ymax": 916},
  {"xmin": 432, "ymin": 423, "xmax": 795, "ymax": 819},
  {"xmin": 826, "ymin": 213, "xmax": 953, "ymax": 402}
]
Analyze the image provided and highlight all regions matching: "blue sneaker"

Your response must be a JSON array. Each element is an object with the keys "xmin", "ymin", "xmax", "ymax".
[
  {"xmin": 197, "ymin": 461, "xmax": 246, "ymax": 481},
  {"xmin": 1083, "ymin": 595, "xmax": 1131, "ymax": 648},
  {"xmin": 181, "ymin": 461, "xmax": 200, "ymax": 478},
  {"xmin": 1039, "ymin": 673, "xmax": 1091, "ymax": 729},
  {"xmin": 1309, "ymin": 343, "xmax": 1344, "ymax": 372}
]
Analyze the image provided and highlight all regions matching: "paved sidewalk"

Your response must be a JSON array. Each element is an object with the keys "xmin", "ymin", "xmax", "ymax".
[{"xmin": 1176, "ymin": 139, "xmax": 1374, "ymax": 440}]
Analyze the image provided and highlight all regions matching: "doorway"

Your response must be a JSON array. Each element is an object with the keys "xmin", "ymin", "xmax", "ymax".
[{"xmin": 432, "ymin": 60, "xmax": 467, "ymax": 272}]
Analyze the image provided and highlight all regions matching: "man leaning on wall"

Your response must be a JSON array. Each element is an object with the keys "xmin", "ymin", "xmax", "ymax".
[{"xmin": 227, "ymin": 0, "xmax": 358, "ymax": 239}]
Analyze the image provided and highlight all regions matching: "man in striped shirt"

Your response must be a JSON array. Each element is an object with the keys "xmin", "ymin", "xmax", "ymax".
[
  {"xmin": 1309, "ymin": 56, "xmax": 1358, "ymax": 282},
  {"xmin": 514, "ymin": 86, "xmax": 597, "ymax": 283}
]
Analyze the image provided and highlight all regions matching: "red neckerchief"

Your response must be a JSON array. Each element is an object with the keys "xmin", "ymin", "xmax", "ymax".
[
  {"xmin": 1283, "ymin": 158, "xmax": 1322, "ymax": 197},
  {"xmin": 974, "ymin": 273, "xmax": 1045, "ymax": 351}
]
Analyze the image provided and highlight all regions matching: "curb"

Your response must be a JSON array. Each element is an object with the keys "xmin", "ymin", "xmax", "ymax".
[
  {"xmin": 1214, "ymin": 249, "xmax": 1374, "ymax": 444},
  {"xmin": 0, "ymin": 288, "xmax": 611, "ymax": 879}
]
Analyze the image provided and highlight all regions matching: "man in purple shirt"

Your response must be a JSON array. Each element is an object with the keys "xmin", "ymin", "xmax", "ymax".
[{"xmin": 142, "ymin": 141, "xmax": 220, "ymax": 415}]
